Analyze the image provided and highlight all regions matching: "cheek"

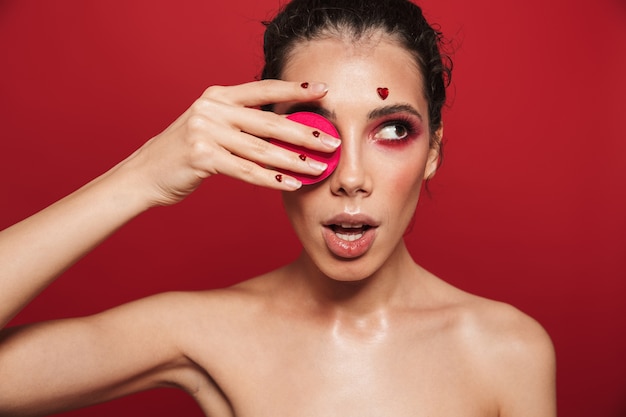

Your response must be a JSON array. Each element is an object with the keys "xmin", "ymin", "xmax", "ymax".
[
  {"xmin": 375, "ymin": 152, "xmax": 428, "ymax": 216},
  {"xmin": 388, "ymin": 167, "xmax": 423, "ymax": 203},
  {"xmin": 379, "ymin": 149, "xmax": 428, "ymax": 192}
]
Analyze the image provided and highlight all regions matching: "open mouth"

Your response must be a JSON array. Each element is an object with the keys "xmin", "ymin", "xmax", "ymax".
[{"xmin": 329, "ymin": 223, "xmax": 373, "ymax": 242}]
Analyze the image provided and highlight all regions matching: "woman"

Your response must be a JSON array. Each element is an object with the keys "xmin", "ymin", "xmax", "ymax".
[{"xmin": 0, "ymin": 0, "xmax": 556, "ymax": 415}]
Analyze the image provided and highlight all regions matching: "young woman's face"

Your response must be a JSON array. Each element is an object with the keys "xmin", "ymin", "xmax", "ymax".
[{"xmin": 275, "ymin": 33, "xmax": 440, "ymax": 281}]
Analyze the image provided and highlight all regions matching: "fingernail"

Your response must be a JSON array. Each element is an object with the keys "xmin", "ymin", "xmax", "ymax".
[
  {"xmin": 309, "ymin": 82, "xmax": 328, "ymax": 94},
  {"xmin": 307, "ymin": 159, "xmax": 328, "ymax": 172},
  {"xmin": 283, "ymin": 176, "xmax": 302, "ymax": 190},
  {"xmin": 320, "ymin": 135, "xmax": 341, "ymax": 149}
]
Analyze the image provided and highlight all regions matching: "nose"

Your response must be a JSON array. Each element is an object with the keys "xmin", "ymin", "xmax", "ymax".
[{"xmin": 329, "ymin": 131, "xmax": 372, "ymax": 197}]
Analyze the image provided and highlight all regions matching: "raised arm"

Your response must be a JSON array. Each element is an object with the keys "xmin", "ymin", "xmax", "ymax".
[
  {"xmin": 0, "ymin": 80, "xmax": 334, "ymax": 329},
  {"xmin": 0, "ymin": 80, "xmax": 336, "ymax": 414}
]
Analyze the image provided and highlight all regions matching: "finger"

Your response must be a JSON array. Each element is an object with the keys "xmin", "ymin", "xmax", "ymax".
[
  {"xmin": 203, "ymin": 79, "xmax": 328, "ymax": 109},
  {"xmin": 185, "ymin": 120, "xmax": 324, "ymax": 189},
  {"xmin": 225, "ymin": 129, "xmax": 329, "ymax": 177},
  {"xmin": 226, "ymin": 105, "xmax": 341, "ymax": 153},
  {"xmin": 213, "ymin": 149, "xmax": 303, "ymax": 191}
]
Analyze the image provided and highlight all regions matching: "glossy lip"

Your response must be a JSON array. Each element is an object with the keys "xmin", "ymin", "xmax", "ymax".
[{"xmin": 322, "ymin": 213, "xmax": 380, "ymax": 259}]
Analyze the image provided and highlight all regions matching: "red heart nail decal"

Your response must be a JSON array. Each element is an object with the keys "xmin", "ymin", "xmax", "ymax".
[{"xmin": 377, "ymin": 87, "xmax": 389, "ymax": 100}]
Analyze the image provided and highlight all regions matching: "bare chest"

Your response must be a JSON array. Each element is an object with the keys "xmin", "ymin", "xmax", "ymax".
[{"xmin": 191, "ymin": 326, "xmax": 496, "ymax": 417}]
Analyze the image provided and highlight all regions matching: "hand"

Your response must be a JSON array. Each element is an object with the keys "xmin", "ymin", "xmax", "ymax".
[{"xmin": 125, "ymin": 80, "xmax": 340, "ymax": 207}]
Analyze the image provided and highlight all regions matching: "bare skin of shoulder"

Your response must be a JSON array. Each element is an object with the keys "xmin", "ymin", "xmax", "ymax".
[{"xmin": 171, "ymin": 252, "xmax": 555, "ymax": 417}]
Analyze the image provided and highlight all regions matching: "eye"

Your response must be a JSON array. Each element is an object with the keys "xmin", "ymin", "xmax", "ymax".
[{"xmin": 374, "ymin": 122, "xmax": 410, "ymax": 141}]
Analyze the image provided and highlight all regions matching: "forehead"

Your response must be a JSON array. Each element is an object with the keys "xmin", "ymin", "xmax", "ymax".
[
  {"xmin": 286, "ymin": 32, "xmax": 421, "ymax": 71},
  {"xmin": 281, "ymin": 33, "xmax": 427, "ymax": 116}
]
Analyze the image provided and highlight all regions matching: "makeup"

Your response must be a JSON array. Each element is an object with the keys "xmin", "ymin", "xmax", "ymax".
[
  {"xmin": 373, "ymin": 116, "xmax": 422, "ymax": 146},
  {"xmin": 377, "ymin": 87, "xmax": 389, "ymax": 100},
  {"xmin": 270, "ymin": 112, "xmax": 341, "ymax": 185}
]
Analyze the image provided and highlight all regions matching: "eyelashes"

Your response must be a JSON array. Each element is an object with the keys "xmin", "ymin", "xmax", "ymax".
[
  {"xmin": 372, "ymin": 116, "xmax": 422, "ymax": 144},
  {"xmin": 283, "ymin": 107, "xmax": 423, "ymax": 145}
]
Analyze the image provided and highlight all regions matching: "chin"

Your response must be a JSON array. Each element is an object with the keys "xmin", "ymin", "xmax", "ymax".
[{"xmin": 310, "ymin": 252, "xmax": 384, "ymax": 284}]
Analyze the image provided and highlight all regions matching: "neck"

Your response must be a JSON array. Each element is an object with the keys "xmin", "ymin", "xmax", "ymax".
[{"xmin": 289, "ymin": 241, "xmax": 425, "ymax": 316}]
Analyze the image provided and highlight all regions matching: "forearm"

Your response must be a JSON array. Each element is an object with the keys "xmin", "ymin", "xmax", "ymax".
[
  {"xmin": 0, "ymin": 156, "xmax": 151, "ymax": 328},
  {"xmin": 0, "ymin": 80, "xmax": 334, "ymax": 329}
]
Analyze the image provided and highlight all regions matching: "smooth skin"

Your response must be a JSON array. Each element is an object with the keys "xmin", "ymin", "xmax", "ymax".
[{"xmin": 0, "ymin": 32, "xmax": 556, "ymax": 417}]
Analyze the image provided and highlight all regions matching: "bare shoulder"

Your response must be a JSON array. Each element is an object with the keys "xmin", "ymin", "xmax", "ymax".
[
  {"xmin": 157, "ymin": 270, "xmax": 282, "ymax": 333},
  {"xmin": 443, "ymin": 286, "xmax": 556, "ymax": 416},
  {"xmin": 149, "ymin": 270, "xmax": 277, "ymax": 310},
  {"xmin": 420, "ymin": 273, "xmax": 552, "ymax": 359},
  {"xmin": 462, "ymin": 294, "xmax": 554, "ymax": 359}
]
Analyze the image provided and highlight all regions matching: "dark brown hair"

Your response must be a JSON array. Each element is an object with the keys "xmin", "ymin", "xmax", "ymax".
[{"xmin": 262, "ymin": 0, "xmax": 452, "ymax": 149}]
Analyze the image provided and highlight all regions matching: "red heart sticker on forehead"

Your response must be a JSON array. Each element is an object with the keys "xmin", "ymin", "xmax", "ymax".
[
  {"xmin": 269, "ymin": 112, "xmax": 341, "ymax": 185},
  {"xmin": 377, "ymin": 87, "xmax": 389, "ymax": 100}
]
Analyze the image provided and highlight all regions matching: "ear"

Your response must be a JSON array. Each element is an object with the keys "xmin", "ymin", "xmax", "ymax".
[{"xmin": 424, "ymin": 124, "xmax": 443, "ymax": 179}]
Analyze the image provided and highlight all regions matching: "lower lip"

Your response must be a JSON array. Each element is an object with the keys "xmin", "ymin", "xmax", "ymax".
[{"xmin": 322, "ymin": 226, "xmax": 377, "ymax": 259}]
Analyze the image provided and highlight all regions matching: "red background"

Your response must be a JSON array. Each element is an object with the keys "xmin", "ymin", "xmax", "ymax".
[{"xmin": 1, "ymin": 1, "xmax": 625, "ymax": 415}]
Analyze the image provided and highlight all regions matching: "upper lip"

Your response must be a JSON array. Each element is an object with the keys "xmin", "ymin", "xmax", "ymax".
[{"xmin": 323, "ymin": 213, "xmax": 380, "ymax": 228}]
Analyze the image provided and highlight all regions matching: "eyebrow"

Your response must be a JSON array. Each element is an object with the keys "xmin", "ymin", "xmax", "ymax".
[
  {"xmin": 367, "ymin": 104, "xmax": 423, "ymax": 122},
  {"xmin": 284, "ymin": 103, "xmax": 423, "ymax": 122}
]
